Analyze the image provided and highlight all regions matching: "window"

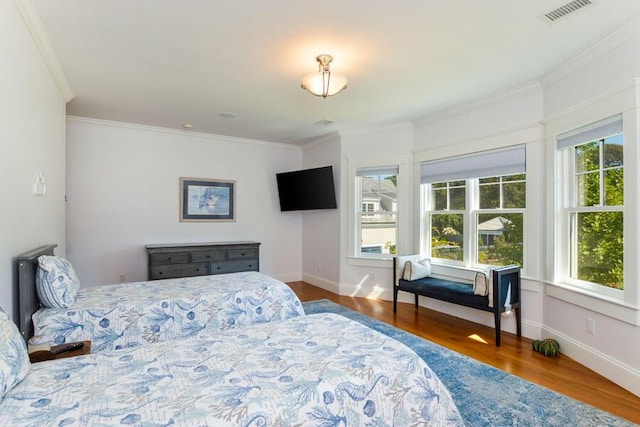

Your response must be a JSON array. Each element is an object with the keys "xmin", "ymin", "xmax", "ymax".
[
  {"xmin": 355, "ymin": 166, "xmax": 398, "ymax": 256},
  {"xmin": 557, "ymin": 115, "xmax": 624, "ymax": 293},
  {"xmin": 421, "ymin": 146, "xmax": 526, "ymax": 268},
  {"xmin": 477, "ymin": 174, "xmax": 525, "ymax": 267},
  {"xmin": 430, "ymin": 181, "xmax": 465, "ymax": 261},
  {"xmin": 362, "ymin": 202, "xmax": 377, "ymax": 216}
]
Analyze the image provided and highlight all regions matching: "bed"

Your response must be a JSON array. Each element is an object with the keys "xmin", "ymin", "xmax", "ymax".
[
  {"xmin": 16, "ymin": 245, "xmax": 305, "ymax": 352},
  {"xmin": 0, "ymin": 310, "xmax": 463, "ymax": 426}
]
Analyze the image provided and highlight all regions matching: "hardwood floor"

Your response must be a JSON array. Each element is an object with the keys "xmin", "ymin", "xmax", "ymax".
[{"xmin": 288, "ymin": 281, "xmax": 640, "ymax": 425}]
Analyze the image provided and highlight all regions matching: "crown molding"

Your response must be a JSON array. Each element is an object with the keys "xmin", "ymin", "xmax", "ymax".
[
  {"xmin": 338, "ymin": 121, "xmax": 414, "ymax": 137},
  {"xmin": 301, "ymin": 131, "xmax": 341, "ymax": 149},
  {"xmin": 542, "ymin": 79, "xmax": 639, "ymax": 126},
  {"xmin": 66, "ymin": 116, "xmax": 301, "ymax": 150},
  {"xmin": 540, "ymin": 15, "xmax": 640, "ymax": 89},
  {"xmin": 13, "ymin": 0, "xmax": 73, "ymax": 102},
  {"xmin": 413, "ymin": 81, "xmax": 542, "ymax": 129}
]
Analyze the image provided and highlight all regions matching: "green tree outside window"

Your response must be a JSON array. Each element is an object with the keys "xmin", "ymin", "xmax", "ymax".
[{"xmin": 572, "ymin": 135, "xmax": 624, "ymax": 290}]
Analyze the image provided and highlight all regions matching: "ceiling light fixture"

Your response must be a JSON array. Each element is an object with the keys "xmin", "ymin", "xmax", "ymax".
[{"xmin": 301, "ymin": 54, "xmax": 347, "ymax": 98}]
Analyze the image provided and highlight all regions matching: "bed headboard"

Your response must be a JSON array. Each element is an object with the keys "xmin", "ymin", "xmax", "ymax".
[{"xmin": 16, "ymin": 244, "xmax": 57, "ymax": 341}]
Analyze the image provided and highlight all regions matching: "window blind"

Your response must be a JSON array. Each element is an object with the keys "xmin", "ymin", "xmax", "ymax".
[
  {"xmin": 356, "ymin": 165, "xmax": 399, "ymax": 177},
  {"xmin": 420, "ymin": 145, "xmax": 526, "ymax": 184},
  {"xmin": 556, "ymin": 115, "xmax": 622, "ymax": 150}
]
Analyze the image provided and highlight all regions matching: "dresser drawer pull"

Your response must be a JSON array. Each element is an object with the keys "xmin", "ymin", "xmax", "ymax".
[
  {"xmin": 167, "ymin": 257, "xmax": 172, "ymax": 261},
  {"xmin": 216, "ymin": 266, "xmax": 221, "ymax": 270}
]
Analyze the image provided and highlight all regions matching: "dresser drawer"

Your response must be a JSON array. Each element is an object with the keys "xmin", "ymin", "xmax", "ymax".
[
  {"xmin": 146, "ymin": 242, "xmax": 260, "ymax": 280},
  {"xmin": 149, "ymin": 252, "xmax": 190, "ymax": 266},
  {"xmin": 190, "ymin": 250, "xmax": 226, "ymax": 263},
  {"xmin": 209, "ymin": 260, "xmax": 258, "ymax": 274},
  {"xmin": 227, "ymin": 248, "xmax": 258, "ymax": 260},
  {"xmin": 150, "ymin": 263, "xmax": 208, "ymax": 280}
]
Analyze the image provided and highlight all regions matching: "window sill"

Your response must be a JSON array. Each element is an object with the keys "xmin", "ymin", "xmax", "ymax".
[
  {"xmin": 347, "ymin": 256, "xmax": 394, "ymax": 268},
  {"xmin": 546, "ymin": 281, "xmax": 640, "ymax": 326}
]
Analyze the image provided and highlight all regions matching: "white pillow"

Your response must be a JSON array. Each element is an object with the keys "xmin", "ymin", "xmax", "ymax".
[
  {"xmin": 474, "ymin": 271, "xmax": 489, "ymax": 296},
  {"xmin": 474, "ymin": 267, "xmax": 493, "ymax": 296},
  {"xmin": 395, "ymin": 255, "xmax": 422, "ymax": 285},
  {"xmin": 403, "ymin": 258, "xmax": 432, "ymax": 281},
  {"xmin": 0, "ymin": 305, "xmax": 30, "ymax": 400},
  {"xmin": 36, "ymin": 255, "xmax": 81, "ymax": 308}
]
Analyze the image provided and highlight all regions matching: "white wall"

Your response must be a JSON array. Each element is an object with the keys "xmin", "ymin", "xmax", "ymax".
[
  {"xmin": 0, "ymin": 0, "xmax": 67, "ymax": 319},
  {"xmin": 541, "ymin": 31, "xmax": 640, "ymax": 396},
  {"xmin": 300, "ymin": 134, "xmax": 341, "ymax": 292},
  {"xmin": 65, "ymin": 118, "xmax": 302, "ymax": 285}
]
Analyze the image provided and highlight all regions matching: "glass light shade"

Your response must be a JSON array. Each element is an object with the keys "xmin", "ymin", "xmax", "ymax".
[{"xmin": 301, "ymin": 71, "xmax": 348, "ymax": 97}]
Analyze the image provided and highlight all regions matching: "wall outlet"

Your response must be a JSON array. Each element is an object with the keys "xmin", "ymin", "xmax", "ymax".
[
  {"xmin": 586, "ymin": 318, "xmax": 595, "ymax": 335},
  {"xmin": 316, "ymin": 263, "xmax": 321, "ymax": 273},
  {"xmin": 119, "ymin": 274, "xmax": 127, "ymax": 283}
]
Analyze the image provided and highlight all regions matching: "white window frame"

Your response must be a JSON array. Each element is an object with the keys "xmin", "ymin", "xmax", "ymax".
[
  {"xmin": 347, "ymin": 154, "xmax": 410, "ymax": 264},
  {"xmin": 422, "ymin": 173, "xmax": 527, "ymax": 269},
  {"xmin": 423, "ymin": 181, "xmax": 467, "ymax": 266},
  {"xmin": 420, "ymin": 145, "xmax": 527, "ymax": 271},
  {"xmin": 555, "ymin": 116, "xmax": 624, "ymax": 300},
  {"xmin": 546, "ymin": 103, "xmax": 640, "ymax": 325},
  {"xmin": 475, "ymin": 175, "xmax": 527, "ymax": 267},
  {"xmin": 354, "ymin": 167, "xmax": 398, "ymax": 258}
]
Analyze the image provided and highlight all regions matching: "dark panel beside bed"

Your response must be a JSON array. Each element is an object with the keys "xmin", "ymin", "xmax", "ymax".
[{"xmin": 16, "ymin": 244, "xmax": 57, "ymax": 341}]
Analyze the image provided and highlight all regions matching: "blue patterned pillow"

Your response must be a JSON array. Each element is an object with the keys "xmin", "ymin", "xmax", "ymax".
[
  {"xmin": 36, "ymin": 255, "xmax": 81, "ymax": 308},
  {"xmin": 0, "ymin": 306, "xmax": 30, "ymax": 400}
]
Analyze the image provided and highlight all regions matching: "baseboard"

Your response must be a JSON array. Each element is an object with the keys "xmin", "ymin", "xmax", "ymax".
[
  {"xmin": 543, "ymin": 325, "xmax": 640, "ymax": 398},
  {"xmin": 338, "ymin": 283, "xmax": 388, "ymax": 299},
  {"xmin": 272, "ymin": 272, "xmax": 302, "ymax": 283},
  {"xmin": 301, "ymin": 273, "xmax": 340, "ymax": 294}
]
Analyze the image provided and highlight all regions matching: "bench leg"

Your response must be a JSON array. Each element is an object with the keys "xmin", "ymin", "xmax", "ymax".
[
  {"xmin": 515, "ymin": 306, "xmax": 522, "ymax": 337},
  {"xmin": 414, "ymin": 293, "xmax": 419, "ymax": 308},
  {"xmin": 494, "ymin": 310, "xmax": 501, "ymax": 347},
  {"xmin": 393, "ymin": 287, "xmax": 398, "ymax": 313}
]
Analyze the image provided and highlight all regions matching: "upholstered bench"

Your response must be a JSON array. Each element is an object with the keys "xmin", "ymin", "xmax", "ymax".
[{"xmin": 393, "ymin": 256, "xmax": 521, "ymax": 346}]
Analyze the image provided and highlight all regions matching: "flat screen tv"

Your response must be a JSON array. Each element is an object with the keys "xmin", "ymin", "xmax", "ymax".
[{"xmin": 276, "ymin": 166, "xmax": 337, "ymax": 211}]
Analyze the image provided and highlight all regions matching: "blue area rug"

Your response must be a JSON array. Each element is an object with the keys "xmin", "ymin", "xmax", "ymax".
[{"xmin": 302, "ymin": 299, "xmax": 635, "ymax": 427}]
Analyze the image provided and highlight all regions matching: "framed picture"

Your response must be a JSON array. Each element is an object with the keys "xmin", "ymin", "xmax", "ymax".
[{"xmin": 180, "ymin": 178, "xmax": 235, "ymax": 222}]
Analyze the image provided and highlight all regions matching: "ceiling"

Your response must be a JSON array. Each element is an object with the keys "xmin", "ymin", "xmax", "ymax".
[{"xmin": 32, "ymin": 0, "xmax": 640, "ymax": 146}]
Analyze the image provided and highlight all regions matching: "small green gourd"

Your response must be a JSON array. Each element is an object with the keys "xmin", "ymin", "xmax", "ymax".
[{"xmin": 532, "ymin": 338, "xmax": 560, "ymax": 357}]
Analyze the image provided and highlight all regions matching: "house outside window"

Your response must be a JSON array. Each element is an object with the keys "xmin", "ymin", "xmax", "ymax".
[
  {"xmin": 421, "ymin": 145, "xmax": 526, "ymax": 269},
  {"xmin": 355, "ymin": 166, "xmax": 398, "ymax": 256},
  {"xmin": 556, "ymin": 115, "xmax": 624, "ymax": 294}
]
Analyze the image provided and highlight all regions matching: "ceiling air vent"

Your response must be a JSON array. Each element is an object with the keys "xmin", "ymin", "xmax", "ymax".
[{"xmin": 544, "ymin": 0, "xmax": 594, "ymax": 22}]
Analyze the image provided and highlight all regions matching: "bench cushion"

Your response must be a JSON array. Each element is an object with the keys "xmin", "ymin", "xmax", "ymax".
[{"xmin": 398, "ymin": 277, "xmax": 490, "ymax": 311}]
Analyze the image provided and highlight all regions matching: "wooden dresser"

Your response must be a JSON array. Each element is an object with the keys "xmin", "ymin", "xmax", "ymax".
[{"xmin": 146, "ymin": 241, "xmax": 260, "ymax": 280}]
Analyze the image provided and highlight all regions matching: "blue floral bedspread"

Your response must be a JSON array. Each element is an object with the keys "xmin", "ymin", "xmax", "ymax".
[
  {"xmin": 33, "ymin": 272, "xmax": 305, "ymax": 353},
  {"xmin": 1, "ymin": 313, "xmax": 463, "ymax": 426}
]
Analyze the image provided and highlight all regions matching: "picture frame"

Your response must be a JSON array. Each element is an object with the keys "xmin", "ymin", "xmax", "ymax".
[{"xmin": 180, "ymin": 177, "xmax": 235, "ymax": 222}]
